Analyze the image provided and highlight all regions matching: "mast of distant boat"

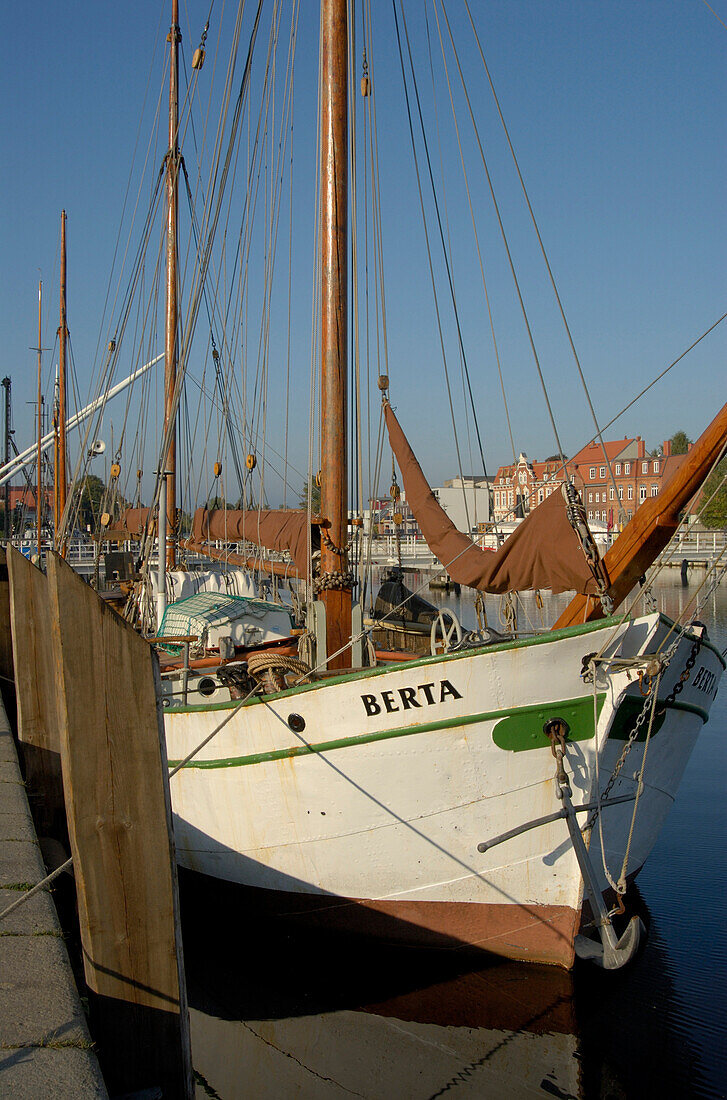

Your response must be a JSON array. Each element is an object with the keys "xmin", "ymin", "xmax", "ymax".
[
  {"xmin": 319, "ymin": 0, "xmax": 352, "ymax": 668},
  {"xmin": 163, "ymin": 0, "xmax": 180, "ymax": 572},
  {"xmin": 56, "ymin": 210, "xmax": 68, "ymax": 556},
  {"xmin": 36, "ymin": 281, "xmax": 43, "ymax": 561}
]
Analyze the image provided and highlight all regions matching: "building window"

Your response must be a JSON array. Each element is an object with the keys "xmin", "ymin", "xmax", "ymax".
[
  {"xmin": 615, "ymin": 463, "xmax": 621, "ymax": 475},
  {"xmin": 588, "ymin": 511, "xmax": 593, "ymax": 520},
  {"xmin": 639, "ymin": 486, "xmax": 647, "ymax": 502},
  {"xmin": 642, "ymin": 461, "xmax": 648, "ymax": 474},
  {"xmin": 654, "ymin": 461, "xmax": 659, "ymax": 473},
  {"xmin": 627, "ymin": 485, "xmax": 633, "ymax": 500},
  {"xmin": 651, "ymin": 484, "xmax": 659, "ymax": 497},
  {"xmin": 589, "ymin": 467, "xmax": 596, "ymax": 479},
  {"xmin": 627, "ymin": 510, "xmax": 633, "ymax": 520},
  {"xmin": 599, "ymin": 466, "xmax": 606, "ymax": 478},
  {"xmin": 618, "ymin": 487, "xmax": 623, "ymax": 499},
  {"xmin": 609, "ymin": 487, "xmax": 615, "ymax": 500},
  {"xmin": 624, "ymin": 462, "xmax": 630, "ymax": 474},
  {"xmin": 588, "ymin": 492, "xmax": 593, "ymax": 503},
  {"xmin": 538, "ymin": 489, "xmax": 543, "ymax": 504}
]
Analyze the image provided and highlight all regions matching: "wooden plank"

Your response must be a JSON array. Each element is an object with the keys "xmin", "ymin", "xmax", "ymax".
[
  {"xmin": 0, "ymin": 548, "xmax": 14, "ymax": 684},
  {"xmin": 6, "ymin": 546, "xmax": 64, "ymax": 837},
  {"xmin": 0, "ymin": 548, "xmax": 15, "ymax": 720},
  {"xmin": 554, "ymin": 400, "xmax": 727, "ymax": 628},
  {"xmin": 46, "ymin": 552, "xmax": 192, "ymax": 1098}
]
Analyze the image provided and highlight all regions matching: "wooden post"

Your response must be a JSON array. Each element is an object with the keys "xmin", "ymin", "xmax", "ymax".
[
  {"xmin": 46, "ymin": 552, "xmax": 192, "ymax": 1098},
  {"xmin": 6, "ymin": 546, "xmax": 64, "ymax": 838},
  {"xmin": 0, "ymin": 548, "xmax": 14, "ymax": 719}
]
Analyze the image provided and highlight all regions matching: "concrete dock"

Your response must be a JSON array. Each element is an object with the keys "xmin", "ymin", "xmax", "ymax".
[{"xmin": 0, "ymin": 697, "xmax": 107, "ymax": 1098}]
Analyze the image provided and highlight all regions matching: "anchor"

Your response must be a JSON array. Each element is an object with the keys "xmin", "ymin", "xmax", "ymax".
[{"xmin": 544, "ymin": 718, "xmax": 644, "ymax": 970}]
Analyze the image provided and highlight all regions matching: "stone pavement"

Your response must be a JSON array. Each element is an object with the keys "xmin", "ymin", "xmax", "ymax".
[{"xmin": 0, "ymin": 696, "xmax": 107, "ymax": 1098}]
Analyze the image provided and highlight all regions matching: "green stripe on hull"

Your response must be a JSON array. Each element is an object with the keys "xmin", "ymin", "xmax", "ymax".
[
  {"xmin": 492, "ymin": 695, "xmax": 606, "ymax": 751},
  {"xmin": 168, "ymin": 693, "xmax": 605, "ymax": 770}
]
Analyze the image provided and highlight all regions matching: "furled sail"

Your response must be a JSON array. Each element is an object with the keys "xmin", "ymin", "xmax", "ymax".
[
  {"xmin": 384, "ymin": 403, "xmax": 601, "ymax": 595},
  {"xmin": 190, "ymin": 508, "xmax": 319, "ymax": 576},
  {"xmin": 102, "ymin": 507, "xmax": 153, "ymax": 540}
]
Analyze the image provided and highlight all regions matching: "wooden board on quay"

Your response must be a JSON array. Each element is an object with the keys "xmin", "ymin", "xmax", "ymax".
[{"xmin": 47, "ymin": 552, "xmax": 192, "ymax": 1098}]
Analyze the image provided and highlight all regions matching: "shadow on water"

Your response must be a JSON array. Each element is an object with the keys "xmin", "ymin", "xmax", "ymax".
[
  {"xmin": 179, "ymin": 875, "xmax": 711, "ymax": 1099},
  {"xmin": 180, "ymin": 575, "xmax": 727, "ymax": 1098}
]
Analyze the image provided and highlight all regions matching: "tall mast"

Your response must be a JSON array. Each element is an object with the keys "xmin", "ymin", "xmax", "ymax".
[
  {"xmin": 36, "ymin": 281, "xmax": 43, "ymax": 561},
  {"xmin": 57, "ymin": 209, "xmax": 68, "ymax": 554},
  {"xmin": 319, "ymin": 0, "xmax": 351, "ymax": 668},
  {"xmin": 1, "ymin": 378, "xmax": 10, "ymax": 539},
  {"xmin": 163, "ymin": 0, "xmax": 180, "ymax": 569}
]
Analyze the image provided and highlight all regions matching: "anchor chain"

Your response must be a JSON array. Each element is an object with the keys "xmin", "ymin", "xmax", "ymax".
[
  {"xmin": 657, "ymin": 633, "xmax": 701, "ymax": 715},
  {"xmin": 561, "ymin": 481, "xmax": 613, "ymax": 615},
  {"xmin": 545, "ymin": 717, "xmax": 570, "ymax": 793}
]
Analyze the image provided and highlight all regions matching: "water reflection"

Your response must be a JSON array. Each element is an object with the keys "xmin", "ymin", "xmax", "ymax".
[{"xmin": 182, "ymin": 574, "xmax": 727, "ymax": 1099}]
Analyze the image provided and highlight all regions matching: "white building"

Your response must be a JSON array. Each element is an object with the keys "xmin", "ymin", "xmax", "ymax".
[{"xmin": 435, "ymin": 475, "xmax": 492, "ymax": 534}]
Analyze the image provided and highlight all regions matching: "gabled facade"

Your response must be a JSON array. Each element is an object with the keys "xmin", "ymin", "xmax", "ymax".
[{"xmin": 491, "ymin": 453, "xmax": 569, "ymax": 523}]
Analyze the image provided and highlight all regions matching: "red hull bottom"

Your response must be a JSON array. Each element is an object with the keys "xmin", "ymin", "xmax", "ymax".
[{"xmin": 185, "ymin": 871, "xmax": 580, "ymax": 968}]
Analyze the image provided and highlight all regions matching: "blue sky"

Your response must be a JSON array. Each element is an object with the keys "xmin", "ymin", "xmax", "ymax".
[{"xmin": 1, "ymin": 1, "xmax": 726, "ymax": 506}]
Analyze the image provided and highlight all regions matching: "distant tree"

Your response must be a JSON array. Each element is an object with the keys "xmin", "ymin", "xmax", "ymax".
[
  {"xmin": 298, "ymin": 477, "xmax": 321, "ymax": 513},
  {"xmin": 544, "ymin": 453, "xmax": 567, "ymax": 464},
  {"xmin": 670, "ymin": 430, "xmax": 691, "ymax": 455},
  {"xmin": 700, "ymin": 457, "xmax": 727, "ymax": 527},
  {"xmin": 77, "ymin": 474, "xmax": 108, "ymax": 529}
]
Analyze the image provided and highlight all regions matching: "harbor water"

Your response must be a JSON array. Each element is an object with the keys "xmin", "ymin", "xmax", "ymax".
[{"xmin": 181, "ymin": 572, "xmax": 727, "ymax": 1099}]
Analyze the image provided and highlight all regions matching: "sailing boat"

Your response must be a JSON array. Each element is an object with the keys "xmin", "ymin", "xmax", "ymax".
[{"xmin": 142, "ymin": 0, "xmax": 725, "ymax": 970}]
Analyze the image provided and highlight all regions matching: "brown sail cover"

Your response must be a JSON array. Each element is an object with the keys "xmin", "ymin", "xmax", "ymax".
[
  {"xmin": 103, "ymin": 507, "xmax": 153, "ymax": 540},
  {"xmin": 385, "ymin": 404, "xmax": 598, "ymax": 595},
  {"xmin": 191, "ymin": 508, "xmax": 318, "ymax": 576}
]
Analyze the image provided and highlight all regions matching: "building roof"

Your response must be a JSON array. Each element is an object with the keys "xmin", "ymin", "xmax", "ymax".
[{"xmin": 569, "ymin": 437, "xmax": 636, "ymax": 468}]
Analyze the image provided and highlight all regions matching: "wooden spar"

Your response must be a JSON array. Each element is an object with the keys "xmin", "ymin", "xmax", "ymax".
[
  {"xmin": 183, "ymin": 539, "xmax": 304, "ymax": 579},
  {"xmin": 319, "ymin": 0, "xmax": 352, "ymax": 669},
  {"xmin": 163, "ymin": 0, "xmax": 180, "ymax": 569},
  {"xmin": 554, "ymin": 400, "xmax": 727, "ymax": 628},
  {"xmin": 47, "ymin": 552, "xmax": 192, "ymax": 1097},
  {"xmin": 36, "ymin": 281, "xmax": 42, "ymax": 561},
  {"xmin": 57, "ymin": 210, "xmax": 68, "ymax": 555}
]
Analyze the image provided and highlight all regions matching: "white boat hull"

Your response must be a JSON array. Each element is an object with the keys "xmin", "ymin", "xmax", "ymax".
[{"xmin": 163, "ymin": 613, "xmax": 723, "ymax": 966}]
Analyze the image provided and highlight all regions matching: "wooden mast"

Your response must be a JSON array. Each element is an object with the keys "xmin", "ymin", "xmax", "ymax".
[
  {"xmin": 554, "ymin": 400, "xmax": 727, "ymax": 628},
  {"xmin": 57, "ymin": 210, "xmax": 68, "ymax": 555},
  {"xmin": 36, "ymin": 281, "xmax": 43, "ymax": 562},
  {"xmin": 163, "ymin": 0, "xmax": 180, "ymax": 569},
  {"xmin": 319, "ymin": 0, "xmax": 352, "ymax": 669}
]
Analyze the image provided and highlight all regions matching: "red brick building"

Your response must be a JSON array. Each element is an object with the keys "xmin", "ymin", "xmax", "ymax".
[
  {"xmin": 570, "ymin": 438, "xmax": 688, "ymax": 527},
  {"xmin": 493, "ymin": 439, "xmax": 689, "ymax": 529}
]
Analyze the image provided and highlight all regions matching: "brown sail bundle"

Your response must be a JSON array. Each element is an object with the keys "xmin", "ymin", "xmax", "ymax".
[
  {"xmin": 102, "ymin": 507, "xmax": 154, "ymax": 541},
  {"xmin": 189, "ymin": 508, "xmax": 319, "ymax": 577},
  {"xmin": 384, "ymin": 403, "xmax": 600, "ymax": 596}
]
